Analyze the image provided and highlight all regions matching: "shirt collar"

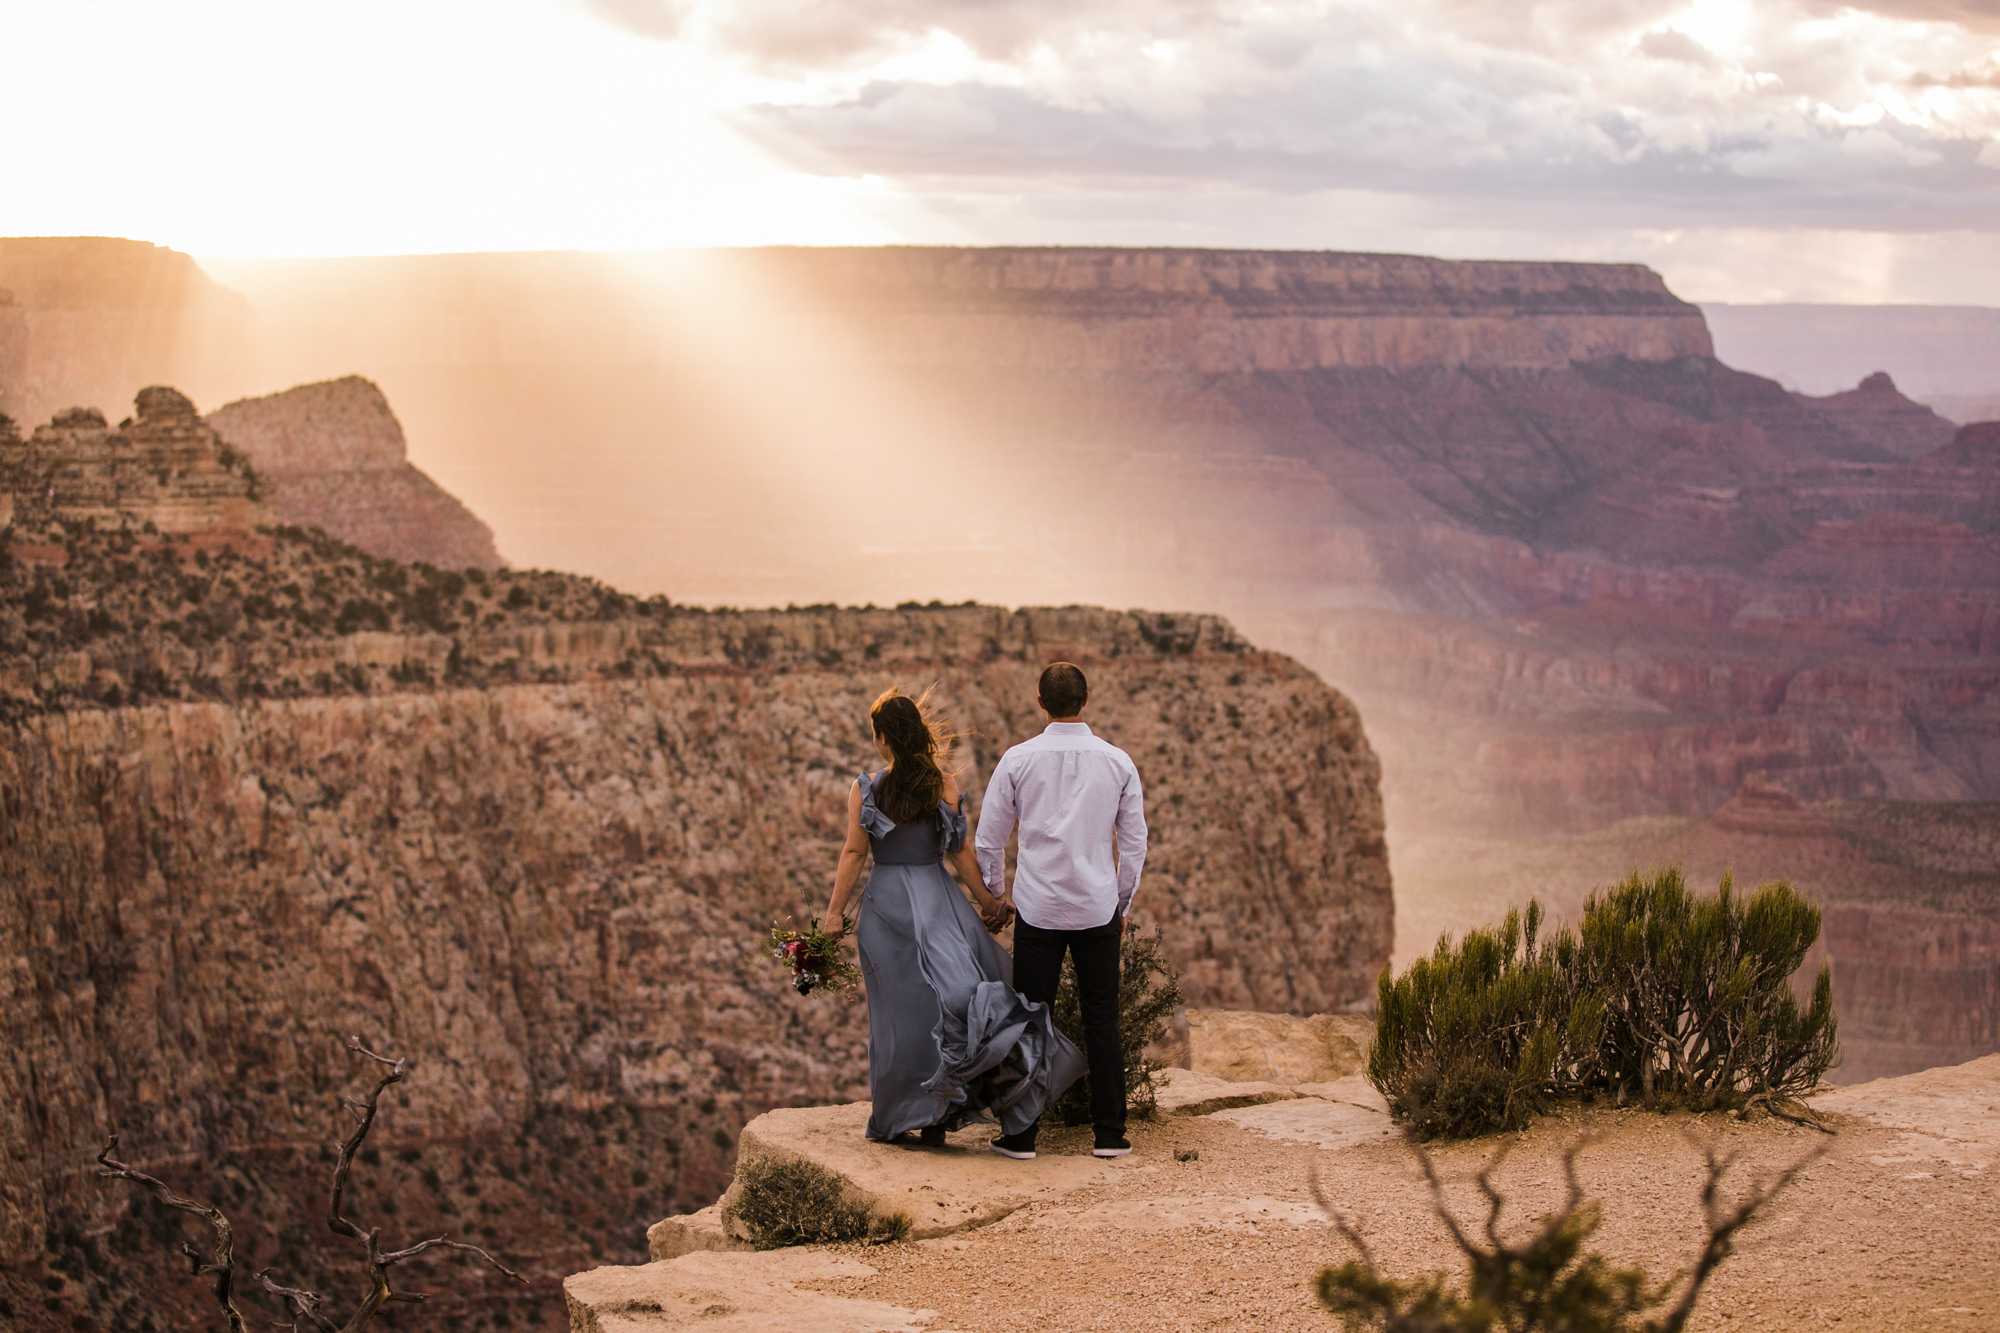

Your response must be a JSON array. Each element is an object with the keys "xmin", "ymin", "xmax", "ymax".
[{"xmin": 1042, "ymin": 720, "xmax": 1093, "ymax": 735}]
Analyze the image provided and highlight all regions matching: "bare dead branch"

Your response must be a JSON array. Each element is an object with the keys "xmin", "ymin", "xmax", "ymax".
[
  {"xmin": 1738, "ymin": 1091, "xmax": 1836, "ymax": 1134},
  {"xmin": 1307, "ymin": 1161, "xmax": 1382, "ymax": 1275},
  {"xmin": 97, "ymin": 1134, "xmax": 248, "ymax": 1333},
  {"xmin": 379, "ymin": 1235, "xmax": 527, "ymax": 1283},
  {"xmin": 1655, "ymin": 1139, "xmax": 1827, "ymax": 1333},
  {"xmin": 327, "ymin": 1036, "xmax": 406, "ymax": 1245},
  {"xmin": 253, "ymin": 1268, "xmax": 336, "ymax": 1333},
  {"xmin": 100, "ymin": 1037, "xmax": 526, "ymax": 1333},
  {"xmin": 1409, "ymin": 1141, "xmax": 1483, "ymax": 1262}
]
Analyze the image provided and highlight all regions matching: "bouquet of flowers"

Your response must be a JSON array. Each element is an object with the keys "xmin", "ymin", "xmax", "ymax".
[{"xmin": 766, "ymin": 915, "xmax": 860, "ymax": 996}]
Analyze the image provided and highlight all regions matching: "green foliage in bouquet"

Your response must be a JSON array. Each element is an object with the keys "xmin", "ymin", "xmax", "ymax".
[
  {"xmin": 765, "ymin": 914, "xmax": 860, "ymax": 997},
  {"xmin": 1050, "ymin": 927, "xmax": 1185, "ymax": 1126},
  {"xmin": 1369, "ymin": 869, "xmax": 1839, "ymax": 1140},
  {"xmin": 724, "ymin": 1154, "xmax": 910, "ymax": 1250}
]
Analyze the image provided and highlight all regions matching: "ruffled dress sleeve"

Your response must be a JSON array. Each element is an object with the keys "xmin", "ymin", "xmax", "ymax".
[
  {"xmin": 856, "ymin": 771, "xmax": 898, "ymax": 840},
  {"xmin": 939, "ymin": 793, "xmax": 968, "ymax": 853}
]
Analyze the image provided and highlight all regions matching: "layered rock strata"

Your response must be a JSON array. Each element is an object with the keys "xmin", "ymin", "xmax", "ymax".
[
  {"xmin": 206, "ymin": 376, "xmax": 502, "ymax": 569},
  {"xmin": 0, "ymin": 386, "xmax": 268, "ymax": 537}
]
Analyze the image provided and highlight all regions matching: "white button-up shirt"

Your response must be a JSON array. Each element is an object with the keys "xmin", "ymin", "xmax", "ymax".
[{"xmin": 975, "ymin": 721, "xmax": 1147, "ymax": 931}]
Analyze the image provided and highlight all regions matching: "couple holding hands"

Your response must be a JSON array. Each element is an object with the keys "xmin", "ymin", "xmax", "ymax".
[{"xmin": 823, "ymin": 662, "xmax": 1146, "ymax": 1160}]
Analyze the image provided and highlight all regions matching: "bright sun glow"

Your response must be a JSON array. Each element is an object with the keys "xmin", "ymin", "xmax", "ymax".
[{"xmin": 0, "ymin": 0, "xmax": 907, "ymax": 255}]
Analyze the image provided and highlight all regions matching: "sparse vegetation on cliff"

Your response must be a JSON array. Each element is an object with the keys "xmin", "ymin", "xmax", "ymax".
[
  {"xmin": 1370, "ymin": 870, "xmax": 1839, "ymax": 1139},
  {"xmin": 0, "ymin": 518, "xmax": 681, "ymax": 717},
  {"xmin": 723, "ymin": 1156, "xmax": 910, "ymax": 1250}
]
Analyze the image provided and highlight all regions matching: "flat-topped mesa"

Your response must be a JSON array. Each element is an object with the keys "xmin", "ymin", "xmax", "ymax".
[
  {"xmin": 0, "ymin": 386, "xmax": 270, "ymax": 536},
  {"xmin": 744, "ymin": 247, "xmax": 1715, "ymax": 372},
  {"xmin": 206, "ymin": 376, "xmax": 504, "ymax": 569}
]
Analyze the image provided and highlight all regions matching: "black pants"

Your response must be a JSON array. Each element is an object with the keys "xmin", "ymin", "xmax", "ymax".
[{"xmin": 1013, "ymin": 915, "xmax": 1124, "ymax": 1136}]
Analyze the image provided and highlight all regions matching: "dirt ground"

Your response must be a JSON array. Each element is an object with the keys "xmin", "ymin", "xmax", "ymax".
[{"xmin": 805, "ymin": 1103, "xmax": 2000, "ymax": 1332}]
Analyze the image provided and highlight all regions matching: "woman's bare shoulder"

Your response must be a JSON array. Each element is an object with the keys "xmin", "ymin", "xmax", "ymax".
[{"xmin": 941, "ymin": 773, "xmax": 963, "ymax": 802}]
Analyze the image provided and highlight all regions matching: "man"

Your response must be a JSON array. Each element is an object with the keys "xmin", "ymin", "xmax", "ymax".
[{"xmin": 975, "ymin": 661, "xmax": 1147, "ymax": 1160}]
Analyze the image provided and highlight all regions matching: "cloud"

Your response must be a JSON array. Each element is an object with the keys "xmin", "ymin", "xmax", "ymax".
[
  {"xmin": 579, "ymin": 0, "xmax": 2000, "ymax": 233},
  {"xmin": 583, "ymin": 0, "xmax": 686, "ymax": 42},
  {"xmin": 1800, "ymin": 0, "xmax": 2000, "ymax": 35},
  {"xmin": 1638, "ymin": 29, "xmax": 1718, "ymax": 67}
]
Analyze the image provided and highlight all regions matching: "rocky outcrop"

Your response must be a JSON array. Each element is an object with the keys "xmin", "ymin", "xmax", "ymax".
[
  {"xmin": 1184, "ymin": 1008, "xmax": 1371, "ymax": 1085},
  {"xmin": 1794, "ymin": 371, "xmax": 1959, "ymax": 459},
  {"xmin": 575, "ymin": 1042, "xmax": 2000, "ymax": 1333},
  {"xmin": 206, "ymin": 377, "xmax": 503, "ymax": 569},
  {"xmin": 1702, "ymin": 300, "xmax": 2000, "ymax": 401},
  {"xmin": 0, "ymin": 386, "xmax": 269, "ymax": 537}
]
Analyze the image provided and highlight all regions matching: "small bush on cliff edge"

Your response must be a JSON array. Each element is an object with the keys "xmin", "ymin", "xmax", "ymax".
[
  {"xmin": 1582, "ymin": 869, "xmax": 1838, "ymax": 1111},
  {"xmin": 725, "ymin": 1155, "xmax": 910, "ymax": 1250},
  {"xmin": 1050, "ymin": 926, "xmax": 1185, "ymax": 1126},
  {"xmin": 1368, "ymin": 901, "xmax": 1604, "ymax": 1141},
  {"xmin": 1369, "ymin": 869, "xmax": 1838, "ymax": 1139}
]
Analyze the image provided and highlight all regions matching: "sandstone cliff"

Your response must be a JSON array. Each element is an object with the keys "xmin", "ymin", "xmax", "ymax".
[
  {"xmin": 0, "ymin": 407, "xmax": 1391, "ymax": 1329},
  {"xmin": 207, "ymin": 376, "xmax": 503, "ymax": 569},
  {"xmin": 715, "ymin": 247, "xmax": 1716, "ymax": 373},
  {"xmin": 0, "ymin": 386, "xmax": 267, "ymax": 537}
]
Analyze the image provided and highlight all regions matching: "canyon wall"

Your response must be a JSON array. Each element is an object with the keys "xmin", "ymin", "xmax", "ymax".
[
  {"xmin": 207, "ymin": 377, "xmax": 503, "ymax": 569},
  {"xmin": 2, "ymin": 415, "xmax": 1390, "ymax": 1328}
]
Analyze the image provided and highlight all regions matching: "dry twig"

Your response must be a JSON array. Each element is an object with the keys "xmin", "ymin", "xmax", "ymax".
[
  {"xmin": 96, "ymin": 1135, "xmax": 249, "ymax": 1333},
  {"xmin": 1311, "ymin": 1133, "xmax": 1826, "ymax": 1333},
  {"xmin": 99, "ymin": 1035, "xmax": 527, "ymax": 1333}
]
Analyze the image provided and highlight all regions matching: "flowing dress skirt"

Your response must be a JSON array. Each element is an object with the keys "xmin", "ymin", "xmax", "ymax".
[{"xmin": 856, "ymin": 861, "xmax": 1086, "ymax": 1141}]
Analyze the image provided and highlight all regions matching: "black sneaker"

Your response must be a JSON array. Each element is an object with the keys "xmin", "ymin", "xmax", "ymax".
[
  {"xmin": 919, "ymin": 1124, "xmax": 948, "ymax": 1148},
  {"xmin": 989, "ymin": 1129, "xmax": 1037, "ymax": 1160},
  {"xmin": 1092, "ymin": 1133, "xmax": 1132, "ymax": 1158}
]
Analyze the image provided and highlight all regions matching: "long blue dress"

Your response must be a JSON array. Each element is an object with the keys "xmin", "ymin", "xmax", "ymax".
[{"xmin": 855, "ymin": 771, "xmax": 1086, "ymax": 1141}]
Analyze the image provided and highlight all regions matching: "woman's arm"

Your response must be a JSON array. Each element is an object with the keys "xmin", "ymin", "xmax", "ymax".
[
  {"xmin": 942, "ymin": 776, "xmax": 1010, "ymax": 930},
  {"xmin": 825, "ymin": 781, "xmax": 871, "ymax": 931}
]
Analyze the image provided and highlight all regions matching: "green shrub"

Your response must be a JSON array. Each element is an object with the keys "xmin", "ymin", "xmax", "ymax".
[
  {"xmin": 1050, "ymin": 926, "xmax": 1185, "ymax": 1125},
  {"xmin": 1581, "ymin": 869, "xmax": 1837, "ymax": 1110},
  {"xmin": 1368, "ymin": 870, "xmax": 1838, "ymax": 1139},
  {"xmin": 724, "ymin": 1155, "xmax": 910, "ymax": 1250},
  {"xmin": 1370, "ymin": 901, "xmax": 1604, "ymax": 1140}
]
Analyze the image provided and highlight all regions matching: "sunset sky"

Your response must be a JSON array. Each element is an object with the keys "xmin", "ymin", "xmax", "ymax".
[{"xmin": 5, "ymin": 0, "xmax": 1999, "ymax": 301}]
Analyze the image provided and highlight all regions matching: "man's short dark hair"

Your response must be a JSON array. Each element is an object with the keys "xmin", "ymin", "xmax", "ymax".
[{"xmin": 1038, "ymin": 662, "xmax": 1088, "ymax": 718}]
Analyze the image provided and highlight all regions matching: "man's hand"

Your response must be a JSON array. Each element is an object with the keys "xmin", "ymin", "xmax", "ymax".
[{"xmin": 1116, "ymin": 913, "xmax": 1128, "ymax": 938}]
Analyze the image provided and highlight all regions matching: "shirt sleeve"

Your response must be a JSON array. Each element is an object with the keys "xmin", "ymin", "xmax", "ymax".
[
  {"xmin": 1113, "ymin": 756, "xmax": 1147, "ymax": 917},
  {"xmin": 974, "ymin": 751, "xmax": 1018, "ymax": 900}
]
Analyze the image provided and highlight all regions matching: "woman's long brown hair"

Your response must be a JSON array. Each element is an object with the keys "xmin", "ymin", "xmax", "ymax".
[{"xmin": 870, "ymin": 688, "xmax": 952, "ymax": 824}]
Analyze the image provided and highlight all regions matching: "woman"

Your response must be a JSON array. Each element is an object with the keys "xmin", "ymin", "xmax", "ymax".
[{"xmin": 825, "ymin": 689, "xmax": 1085, "ymax": 1148}]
